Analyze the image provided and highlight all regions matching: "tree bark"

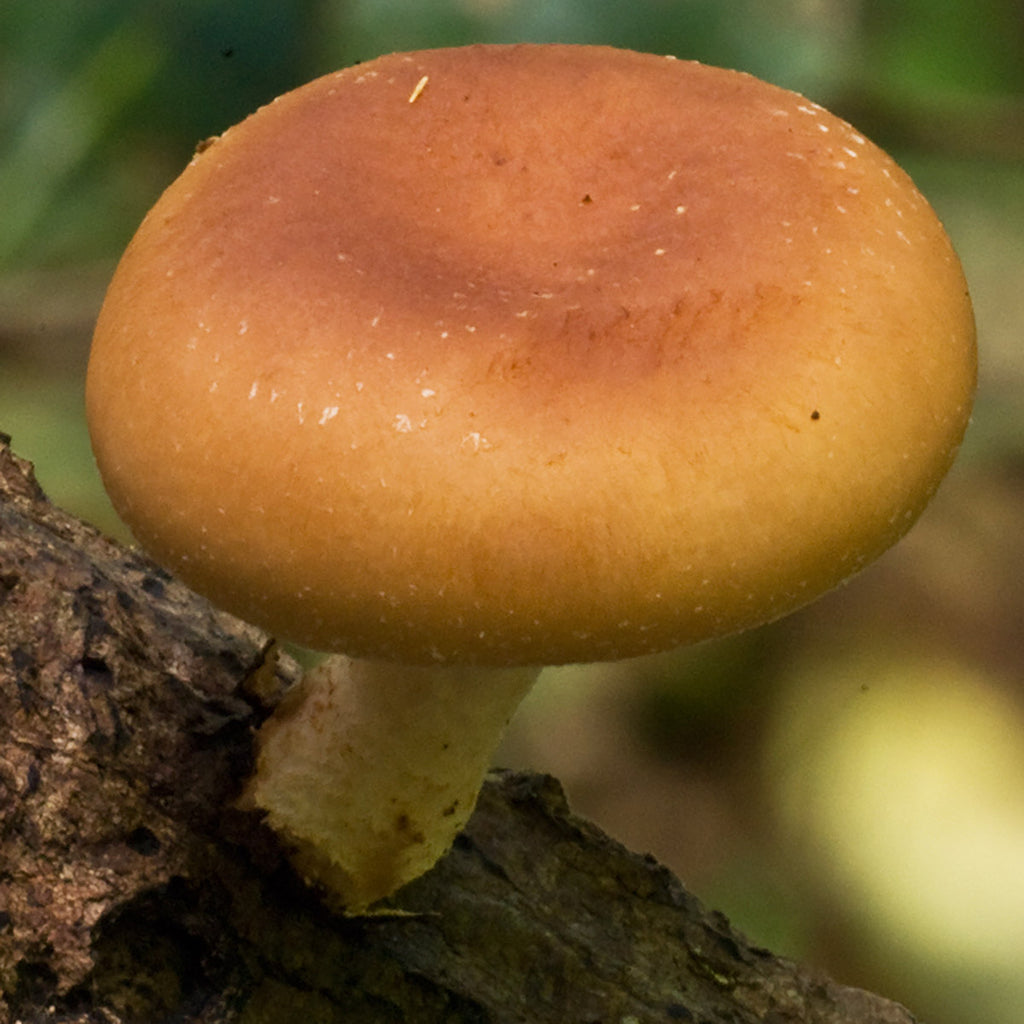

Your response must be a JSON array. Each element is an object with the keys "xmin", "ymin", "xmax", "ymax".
[{"xmin": 0, "ymin": 433, "xmax": 918, "ymax": 1024}]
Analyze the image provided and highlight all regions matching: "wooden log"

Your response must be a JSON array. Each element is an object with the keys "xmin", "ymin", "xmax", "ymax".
[{"xmin": 0, "ymin": 435, "xmax": 917, "ymax": 1024}]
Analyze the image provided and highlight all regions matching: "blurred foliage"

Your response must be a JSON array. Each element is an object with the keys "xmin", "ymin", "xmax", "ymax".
[
  {"xmin": 0, "ymin": 0, "xmax": 323, "ymax": 270},
  {"xmin": 2, "ymin": 4, "xmax": 1023, "ymax": 1024},
  {"xmin": 862, "ymin": 0, "xmax": 1024, "ymax": 102}
]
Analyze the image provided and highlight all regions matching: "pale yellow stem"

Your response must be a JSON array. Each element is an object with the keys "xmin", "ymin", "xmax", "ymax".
[{"xmin": 242, "ymin": 655, "xmax": 540, "ymax": 912}]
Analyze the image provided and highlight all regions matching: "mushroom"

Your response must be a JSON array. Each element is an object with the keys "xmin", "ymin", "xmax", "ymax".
[{"xmin": 85, "ymin": 44, "xmax": 976, "ymax": 911}]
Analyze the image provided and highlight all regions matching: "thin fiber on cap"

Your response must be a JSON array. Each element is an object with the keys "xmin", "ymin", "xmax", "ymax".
[{"xmin": 87, "ymin": 45, "xmax": 976, "ymax": 665}]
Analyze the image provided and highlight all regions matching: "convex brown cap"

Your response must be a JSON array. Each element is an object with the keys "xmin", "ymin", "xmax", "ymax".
[{"xmin": 87, "ymin": 44, "xmax": 976, "ymax": 665}]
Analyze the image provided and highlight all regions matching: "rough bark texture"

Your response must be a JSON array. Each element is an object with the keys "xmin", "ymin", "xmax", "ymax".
[{"xmin": 0, "ymin": 433, "xmax": 919, "ymax": 1024}]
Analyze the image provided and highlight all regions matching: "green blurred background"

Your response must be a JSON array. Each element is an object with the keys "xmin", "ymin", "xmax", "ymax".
[{"xmin": 2, "ymin": 2, "xmax": 1022, "ymax": 1021}]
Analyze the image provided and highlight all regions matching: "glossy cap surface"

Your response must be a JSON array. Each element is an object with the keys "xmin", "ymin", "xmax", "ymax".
[{"xmin": 87, "ymin": 45, "xmax": 976, "ymax": 664}]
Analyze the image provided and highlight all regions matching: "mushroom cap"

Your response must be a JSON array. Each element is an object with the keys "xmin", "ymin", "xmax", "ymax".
[{"xmin": 86, "ymin": 44, "xmax": 976, "ymax": 666}]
